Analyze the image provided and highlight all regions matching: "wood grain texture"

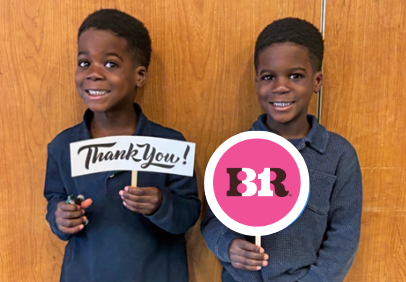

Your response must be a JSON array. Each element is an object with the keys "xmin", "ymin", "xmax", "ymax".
[
  {"xmin": 0, "ymin": 1, "xmax": 320, "ymax": 281},
  {"xmin": 323, "ymin": 1, "xmax": 406, "ymax": 281}
]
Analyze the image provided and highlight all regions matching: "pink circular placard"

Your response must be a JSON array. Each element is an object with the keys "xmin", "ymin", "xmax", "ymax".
[{"xmin": 204, "ymin": 131, "xmax": 309, "ymax": 236}]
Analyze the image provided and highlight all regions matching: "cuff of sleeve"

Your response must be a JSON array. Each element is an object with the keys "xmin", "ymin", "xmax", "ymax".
[
  {"xmin": 144, "ymin": 187, "xmax": 173, "ymax": 225},
  {"xmin": 216, "ymin": 230, "xmax": 244, "ymax": 263},
  {"xmin": 52, "ymin": 226, "xmax": 72, "ymax": 241},
  {"xmin": 47, "ymin": 204, "xmax": 72, "ymax": 241},
  {"xmin": 298, "ymin": 267, "xmax": 323, "ymax": 282}
]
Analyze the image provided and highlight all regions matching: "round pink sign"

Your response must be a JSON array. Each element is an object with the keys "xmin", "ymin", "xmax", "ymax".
[{"xmin": 205, "ymin": 131, "xmax": 309, "ymax": 236}]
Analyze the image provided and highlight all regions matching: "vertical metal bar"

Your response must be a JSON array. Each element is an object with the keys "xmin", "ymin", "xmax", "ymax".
[{"xmin": 317, "ymin": 0, "xmax": 327, "ymax": 121}]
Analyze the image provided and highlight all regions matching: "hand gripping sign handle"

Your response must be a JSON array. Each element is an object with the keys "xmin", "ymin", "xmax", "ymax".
[
  {"xmin": 132, "ymin": 171, "xmax": 138, "ymax": 187},
  {"xmin": 255, "ymin": 236, "xmax": 261, "ymax": 247}
]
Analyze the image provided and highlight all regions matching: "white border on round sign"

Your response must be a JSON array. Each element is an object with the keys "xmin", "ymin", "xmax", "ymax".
[{"xmin": 204, "ymin": 131, "xmax": 310, "ymax": 236}]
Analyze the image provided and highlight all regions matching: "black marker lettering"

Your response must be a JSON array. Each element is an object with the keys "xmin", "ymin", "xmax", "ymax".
[
  {"xmin": 77, "ymin": 142, "xmax": 117, "ymax": 169},
  {"xmin": 165, "ymin": 154, "xmax": 180, "ymax": 164},
  {"xmin": 77, "ymin": 142, "xmax": 181, "ymax": 170}
]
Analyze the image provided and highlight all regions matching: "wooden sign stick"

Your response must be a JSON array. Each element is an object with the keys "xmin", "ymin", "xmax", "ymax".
[
  {"xmin": 255, "ymin": 236, "xmax": 261, "ymax": 247},
  {"xmin": 132, "ymin": 170, "xmax": 138, "ymax": 187}
]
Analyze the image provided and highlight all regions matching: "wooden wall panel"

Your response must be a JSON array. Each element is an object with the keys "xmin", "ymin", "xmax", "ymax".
[
  {"xmin": 0, "ymin": 0, "xmax": 320, "ymax": 281},
  {"xmin": 323, "ymin": 1, "xmax": 406, "ymax": 281}
]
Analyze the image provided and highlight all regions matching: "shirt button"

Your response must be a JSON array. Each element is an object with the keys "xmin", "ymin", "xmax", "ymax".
[{"xmin": 109, "ymin": 174, "xmax": 115, "ymax": 179}]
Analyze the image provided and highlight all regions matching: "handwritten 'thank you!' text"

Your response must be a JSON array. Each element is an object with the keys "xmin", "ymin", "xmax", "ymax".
[{"xmin": 70, "ymin": 136, "xmax": 195, "ymax": 177}]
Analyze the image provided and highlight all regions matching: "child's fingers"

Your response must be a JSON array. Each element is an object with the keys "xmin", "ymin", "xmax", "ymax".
[
  {"xmin": 120, "ymin": 193, "xmax": 158, "ymax": 206},
  {"xmin": 232, "ymin": 246, "xmax": 269, "ymax": 261},
  {"xmin": 120, "ymin": 187, "xmax": 162, "ymax": 215},
  {"xmin": 229, "ymin": 253, "xmax": 268, "ymax": 269},
  {"xmin": 120, "ymin": 188, "xmax": 161, "ymax": 205},
  {"xmin": 229, "ymin": 239, "xmax": 265, "ymax": 255},
  {"xmin": 57, "ymin": 202, "xmax": 80, "ymax": 212},
  {"xmin": 228, "ymin": 239, "xmax": 268, "ymax": 271},
  {"xmin": 134, "ymin": 187, "xmax": 159, "ymax": 196},
  {"xmin": 230, "ymin": 258, "xmax": 264, "ymax": 271},
  {"xmin": 122, "ymin": 200, "xmax": 151, "ymax": 213},
  {"xmin": 123, "ymin": 186, "xmax": 144, "ymax": 195},
  {"xmin": 58, "ymin": 224, "xmax": 85, "ymax": 234},
  {"xmin": 120, "ymin": 191, "xmax": 151, "ymax": 203},
  {"xmin": 123, "ymin": 186, "xmax": 160, "ymax": 197},
  {"xmin": 80, "ymin": 198, "xmax": 93, "ymax": 209},
  {"xmin": 234, "ymin": 239, "xmax": 265, "ymax": 254},
  {"xmin": 56, "ymin": 208, "xmax": 84, "ymax": 219},
  {"xmin": 56, "ymin": 216, "xmax": 87, "ymax": 230}
]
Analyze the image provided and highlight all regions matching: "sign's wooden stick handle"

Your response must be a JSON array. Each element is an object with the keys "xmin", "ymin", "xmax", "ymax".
[
  {"xmin": 255, "ymin": 236, "xmax": 261, "ymax": 247},
  {"xmin": 131, "ymin": 171, "xmax": 138, "ymax": 187}
]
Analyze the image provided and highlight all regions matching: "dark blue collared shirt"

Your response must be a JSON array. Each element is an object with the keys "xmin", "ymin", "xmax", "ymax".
[
  {"xmin": 44, "ymin": 104, "xmax": 201, "ymax": 282},
  {"xmin": 202, "ymin": 114, "xmax": 362, "ymax": 282}
]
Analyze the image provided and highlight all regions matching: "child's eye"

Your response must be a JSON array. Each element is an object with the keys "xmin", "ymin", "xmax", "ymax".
[
  {"xmin": 78, "ymin": 60, "xmax": 90, "ymax": 68},
  {"xmin": 262, "ymin": 75, "xmax": 275, "ymax": 81},
  {"xmin": 289, "ymin": 73, "xmax": 303, "ymax": 79},
  {"xmin": 105, "ymin": 61, "xmax": 119, "ymax": 68}
]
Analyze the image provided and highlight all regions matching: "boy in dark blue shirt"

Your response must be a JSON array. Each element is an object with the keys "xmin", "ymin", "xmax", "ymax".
[
  {"xmin": 44, "ymin": 9, "xmax": 200, "ymax": 282},
  {"xmin": 202, "ymin": 18, "xmax": 362, "ymax": 282}
]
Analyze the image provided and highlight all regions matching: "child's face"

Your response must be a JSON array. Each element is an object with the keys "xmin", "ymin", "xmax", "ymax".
[
  {"xmin": 75, "ymin": 29, "xmax": 147, "ymax": 114},
  {"xmin": 255, "ymin": 43, "xmax": 322, "ymax": 127}
]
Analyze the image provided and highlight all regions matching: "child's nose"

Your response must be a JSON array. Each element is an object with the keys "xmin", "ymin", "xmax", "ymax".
[
  {"xmin": 86, "ymin": 65, "xmax": 105, "ymax": 81},
  {"xmin": 272, "ymin": 78, "xmax": 290, "ymax": 94}
]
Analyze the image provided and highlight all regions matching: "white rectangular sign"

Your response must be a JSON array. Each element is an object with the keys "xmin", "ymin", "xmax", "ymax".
[{"xmin": 70, "ymin": 136, "xmax": 195, "ymax": 177}]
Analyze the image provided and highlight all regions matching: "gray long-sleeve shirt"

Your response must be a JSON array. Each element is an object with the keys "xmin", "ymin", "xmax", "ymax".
[{"xmin": 201, "ymin": 114, "xmax": 362, "ymax": 282}]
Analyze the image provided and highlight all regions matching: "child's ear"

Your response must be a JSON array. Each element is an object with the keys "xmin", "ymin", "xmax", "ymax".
[
  {"xmin": 134, "ymin": 66, "xmax": 148, "ymax": 88},
  {"xmin": 313, "ymin": 71, "xmax": 323, "ymax": 93},
  {"xmin": 254, "ymin": 73, "xmax": 259, "ymax": 87}
]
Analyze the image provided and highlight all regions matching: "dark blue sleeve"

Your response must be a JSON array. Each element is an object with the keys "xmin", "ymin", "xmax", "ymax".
[
  {"xmin": 44, "ymin": 145, "xmax": 72, "ymax": 241},
  {"xmin": 201, "ymin": 206, "xmax": 244, "ymax": 262},
  {"xmin": 145, "ymin": 171, "xmax": 201, "ymax": 234},
  {"xmin": 201, "ymin": 207, "xmax": 264, "ymax": 281},
  {"xmin": 299, "ymin": 147, "xmax": 362, "ymax": 282},
  {"xmin": 144, "ymin": 132, "xmax": 201, "ymax": 234}
]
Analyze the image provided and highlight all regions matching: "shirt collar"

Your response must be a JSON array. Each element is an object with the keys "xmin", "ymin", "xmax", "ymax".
[
  {"xmin": 75, "ymin": 103, "xmax": 151, "ymax": 140},
  {"xmin": 250, "ymin": 114, "xmax": 329, "ymax": 154}
]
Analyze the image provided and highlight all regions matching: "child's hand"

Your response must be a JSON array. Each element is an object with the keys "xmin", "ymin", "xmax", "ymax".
[
  {"xmin": 55, "ymin": 199, "xmax": 93, "ymax": 234},
  {"xmin": 119, "ymin": 186, "xmax": 163, "ymax": 215},
  {"xmin": 228, "ymin": 239, "xmax": 269, "ymax": 271}
]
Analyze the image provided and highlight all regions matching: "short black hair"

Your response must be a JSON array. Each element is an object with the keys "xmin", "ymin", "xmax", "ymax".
[
  {"xmin": 254, "ymin": 17, "xmax": 324, "ymax": 72},
  {"xmin": 78, "ymin": 9, "xmax": 152, "ymax": 69}
]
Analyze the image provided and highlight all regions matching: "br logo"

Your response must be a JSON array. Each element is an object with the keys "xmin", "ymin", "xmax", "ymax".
[
  {"xmin": 204, "ymin": 131, "xmax": 310, "ymax": 236},
  {"xmin": 227, "ymin": 168, "xmax": 288, "ymax": 197}
]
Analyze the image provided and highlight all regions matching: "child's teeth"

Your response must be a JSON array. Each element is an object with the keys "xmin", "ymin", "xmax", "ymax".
[
  {"xmin": 273, "ymin": 102, "xmax": 292, "ymax": 107},
  {"xmin": 88, "ymin": 90, "xmax": 108, "ymax": 95}
]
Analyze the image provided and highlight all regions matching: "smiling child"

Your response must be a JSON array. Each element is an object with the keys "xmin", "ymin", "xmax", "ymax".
[
  {"xmin": 44, "ymin": 9, "xmax": 200, "ymax": 282},
  {"xmin": 202, "ymin": 18, "xmax": 362, "ymax": 282}
]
